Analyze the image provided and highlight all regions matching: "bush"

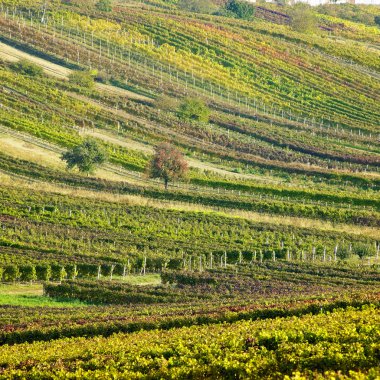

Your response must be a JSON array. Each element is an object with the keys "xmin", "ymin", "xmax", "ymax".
[
  {"xmin": 177, "ymin": 97, "xmax": 210, "ymax": 123},
  {"xmin": 10, "ymin": 59, "xmax": 43, "ymax": 77},
  {"xmin": 68, "ymin": 70, "xmax": 95, "ymax": 89},
  {"xmin": 225, "ymin": 0, "xmax": 255, "ymax": 20},
  {"xmin": 352, "ymin": 242, "xmax": 375, "ymax": 259}
]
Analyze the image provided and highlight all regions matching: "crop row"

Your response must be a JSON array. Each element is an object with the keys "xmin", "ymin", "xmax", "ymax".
[{"xmin": 0, "ymin": 305, "xmax": 379, "ymax": 378}]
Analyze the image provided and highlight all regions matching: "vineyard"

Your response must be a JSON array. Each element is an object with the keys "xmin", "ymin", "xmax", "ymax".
[{"xmin": 0, "ymin": 0, "xmax": 379, "ymax": 377}]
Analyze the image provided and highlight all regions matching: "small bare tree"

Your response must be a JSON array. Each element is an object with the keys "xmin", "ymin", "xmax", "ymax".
[{"xmin": 147, "ymin": 143, "xmax": 188, "ymax": 190}]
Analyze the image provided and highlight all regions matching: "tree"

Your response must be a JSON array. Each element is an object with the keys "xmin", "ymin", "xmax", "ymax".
[
  {"xmin": 225, "ymin": 0, "xmax": 255, "ymax": 20},
  {"xmin": 147, "ymin": 143, "xmax": 188, "ymax": 190},
  {"xmin": 68, "ymin": 70, "xmax": 95, "ymax": 89},
  {"xmin": 10, "ymin": 59, "xmax": 44, "ymax": 77},
  {"xmin": 289, "ymin": 5, "xmax": 317, "ymax": 33},
  {"xmin": 61, "ymin": 138, "xmax": 108, "ymax": 174},
  {"xmin": 375, "ymin": 16, "xmax": 380, "ymax": 27},
  {"xmin": 177, "ymin": 97, "xmax": 210, "ymax": 123},
  {"xmin": 96, "ymin": 0, "xmax": 112, "ymax": 12}
]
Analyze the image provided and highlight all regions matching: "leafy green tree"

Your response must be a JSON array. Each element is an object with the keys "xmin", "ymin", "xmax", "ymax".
[
  {"xmin": 61, "ymin": 138, "xmax": 108, "ymax": 174},
  {"xmin": 147, "ymin": 143, "xmax": 188, "ymax": 190},
  {"xmin": 225, "ymin": 0, "xmax": 255, "ymax": 20},
  {"xmin": 96, "ymin": 0, "xmax": 112, "ymax": 12},
  {"xmin": 289, "ymin": 5, "xmax": 317, "ymax": 33},
  {"xmin": 178, "ymin": 0, "xmax": 218, "ymax": 14},
  {"xmin": 177, "ymin": 97, "xmax": 210, "ymax": 123},
  {"xmin": 68, "ymin": 70, "xmax": 95, "ymax": 89},
  {"xmin": 375, "ymin": 16, "xmax": 380, "ymax": 27},
  {"xmin": 10, "ymin": 59, "xmax": 44, "ymax": 77},
  {"xmin": 353, "ymin": 242, "xmax": 374, "ymax": 259}
]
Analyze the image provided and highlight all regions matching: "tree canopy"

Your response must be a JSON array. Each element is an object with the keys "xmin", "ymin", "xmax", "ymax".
[
  {"xmin": 147, "ymin": 143, "xmax": 188, "ymax": 190},
  {"xmin": 177, "ymin": 97, "xmax": 210, "ymax": 123},
  {"xmin": 61, "ymin": 138, "xmax": 108, "ymax": 174},
  {"xmin": 225, "ymin": 0, "xmax": 255, "ymax": 20}
]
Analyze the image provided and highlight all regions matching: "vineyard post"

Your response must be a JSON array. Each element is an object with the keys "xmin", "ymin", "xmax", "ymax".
[
  {"xmin": 123, "ymin": 264, "xmax": 127, "ymax": 279},
  {"xmin": 323, "ymin": 248, "xmax": 326, "ymax": 262},
  {"xmin": 110, "ymin": 264, "xmax": 115, "ymax": 281},
  {"xmin": 210, "ymin": 253, "xmax": 213, "ymax": 269},
  {"xmin": 239, "ymin": 251, "xmax": 242, "ymax": 264},
  {"xmin": 334, "ymin": 245, "xmax": 338, "ymax": 262},
  {"xmin": 199, "ymin": 255, "xmax": 202, "ymax": 272},
  {"xmin": 142, "ymin": 257, "xmax": 147, "ymax": 276},
  {"xmin": 272, "ymin": 251, "xmax": 276, "ymax": 262},
  {"xmin": 97, "ymin": 265, "xmax": 101, "ymax": 280},
  {"xmin": 224, "ymin": 251, "xmax": 227, "ymax": 268},
  {"xmin": 260, "ymin": 250, "xmax": 263, "ymax": 263}
]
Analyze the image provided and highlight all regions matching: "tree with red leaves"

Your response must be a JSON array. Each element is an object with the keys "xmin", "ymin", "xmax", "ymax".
[{"xmin": 147, "ymin": 143, "xmax": 188, "ymax": 190}]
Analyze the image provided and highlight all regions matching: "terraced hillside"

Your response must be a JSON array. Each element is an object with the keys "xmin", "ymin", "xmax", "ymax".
[{"xmin": 0, "ymin": 0, "xmax": 379, "ymax": 378}]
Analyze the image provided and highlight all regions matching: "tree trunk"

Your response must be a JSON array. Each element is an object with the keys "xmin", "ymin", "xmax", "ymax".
[{"xmin": 164, "ymin": 178, "xmax": 168, "ymax": 190}]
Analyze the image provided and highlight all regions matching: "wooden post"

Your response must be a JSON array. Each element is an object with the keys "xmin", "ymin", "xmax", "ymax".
[
  {"xmin": 110, "ymin": 264, "xmax": 115, "ymax": 281},
  {"xmin": 97, "ymin": 265, "xmax": 101, "ymax": 280}
]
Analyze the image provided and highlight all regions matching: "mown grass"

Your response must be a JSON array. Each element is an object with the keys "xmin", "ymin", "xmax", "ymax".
[{"xmin": 0, "ymin": 283, "xmax": 87, "ymax": 307}]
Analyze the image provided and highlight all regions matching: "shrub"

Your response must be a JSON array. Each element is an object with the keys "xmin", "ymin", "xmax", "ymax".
[
  {"xmin": 225, "ymin": 0, "xmax": 255, "ymax": 20},
  {"xmin": 177, "ymin": 97, "xmax": 210, "ymax": 123},
  {"xmin": 10, "ymin": 59, "xmax": 43, "ymax": 77},
  {"xmin": 68, "ymin": 70, "xmax": 95, "ymax": 89}
]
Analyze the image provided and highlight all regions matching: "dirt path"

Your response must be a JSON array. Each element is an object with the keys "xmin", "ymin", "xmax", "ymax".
[
  {"xmin": 0, "ymin": 41, "xmax": 152, "ymax": 102},
  {"xmin": 72, "ymin": 94, "xmax": 279, "ymax": 183}
]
